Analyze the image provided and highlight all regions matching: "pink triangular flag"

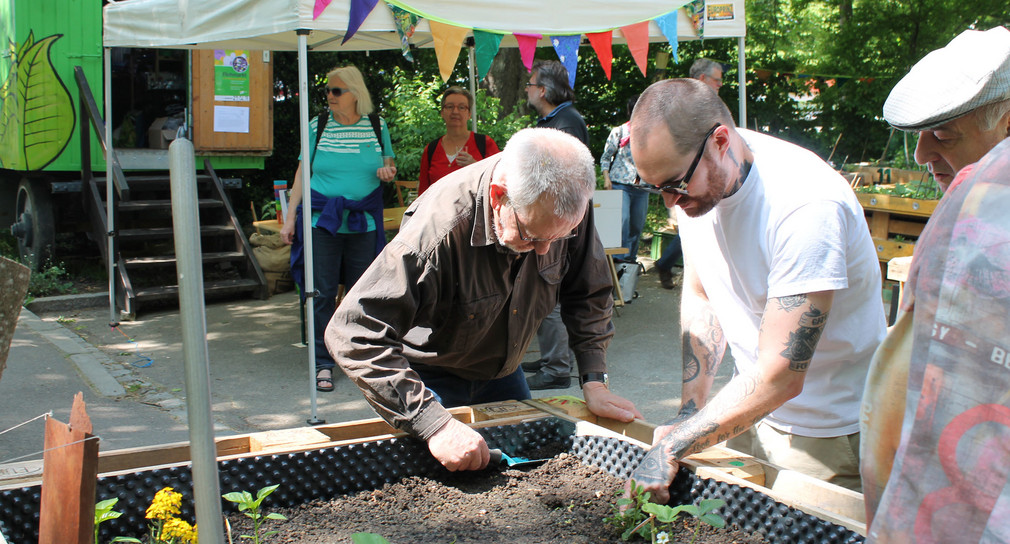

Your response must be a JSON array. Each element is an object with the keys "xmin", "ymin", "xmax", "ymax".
[
  {"xmin": 620, "ymin": 21, "xmax": 650, "ymax": 76},
  {"xmin": 585, "ymin": 31, "xmax": 613, "ymax": 80},
  {"xmin": 514, "ymin": 34, "xmax": 542, "ymax": 72},
  {"xmin": 428, "ymin": 20, "xmax": 471, "ymax": 82},
  {"xmin": 313, "ymin": 0, "xmax": 332, "ymax": 19}
]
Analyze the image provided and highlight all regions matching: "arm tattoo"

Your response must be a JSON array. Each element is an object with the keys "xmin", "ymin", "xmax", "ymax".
[
  {"xmin": 780, "ymin": 306, "xmax": 828, "ymax": 372},
  {"xmin": 662, "ymin": 400, "xmax": 699, "ymax": 427},
  {"xmin": 776, "ymin": 295, "xmax": 806, "ymax": 311},
  {"xmin": 683, "ymin": 353, "xmax": 700, "ymax": 383}
]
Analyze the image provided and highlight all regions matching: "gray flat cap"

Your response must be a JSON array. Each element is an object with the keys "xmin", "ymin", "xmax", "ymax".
[{"xmin": 884, "ymin": 26, "xmax": 1010, "ymax": 131}]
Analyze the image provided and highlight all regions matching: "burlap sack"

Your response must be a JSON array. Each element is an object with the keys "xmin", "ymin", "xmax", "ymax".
[{"xmin": 250, "ymin": 232, "xmax": 291, "ymax": 273}]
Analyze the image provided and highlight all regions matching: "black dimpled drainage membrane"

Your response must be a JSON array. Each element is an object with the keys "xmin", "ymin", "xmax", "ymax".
[{"xmin": 0, "ymin": 418, "xmax": 863, "ymax": 544}]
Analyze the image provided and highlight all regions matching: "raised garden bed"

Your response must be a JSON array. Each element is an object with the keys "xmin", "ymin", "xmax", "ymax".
[{"xmin": 0, "ymin": 400, "xmax": 866, "ymax": 544}]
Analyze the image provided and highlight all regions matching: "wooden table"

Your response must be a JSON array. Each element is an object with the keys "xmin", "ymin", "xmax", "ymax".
[{"xmin": 253, "ymin": 206, "xmax": 409, "ymax": 234}]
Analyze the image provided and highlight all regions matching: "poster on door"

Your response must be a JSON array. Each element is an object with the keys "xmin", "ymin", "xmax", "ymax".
[{"xmin": 214, "ymin": 50, "xmax": 250, "ymax": 101}]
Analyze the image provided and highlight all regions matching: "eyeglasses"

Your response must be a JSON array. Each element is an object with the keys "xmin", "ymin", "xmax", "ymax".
[
  {"xmin": 524, "ymin": 82, "xmax": 541, "ymax": 88},
  {"xmin": 508, "ymin": 202, "xmax": 576, "ymax": 243},
  {"xmin": 442, "ymin": 104, "xmax": 470, "ymax": 111},
  {"xmin": 326, "ymin": 87, "xmax": 351, "ymax": 97},
  {"xmin": 641, "ymin": 124, "xmax": 721, "ymax": 196}
]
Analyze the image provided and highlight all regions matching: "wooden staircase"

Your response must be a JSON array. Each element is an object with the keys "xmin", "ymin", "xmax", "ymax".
[{"xmin": 83, "ymin": 165, "xmax": 268, "ymax": 320}]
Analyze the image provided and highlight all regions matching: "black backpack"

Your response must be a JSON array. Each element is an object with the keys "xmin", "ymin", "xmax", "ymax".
[
  {"xmin": 424, "ymin": 133, "xmax": 488, "ymax": 164},
  {"xmin": 310, "ymin": 112, "xmax": 384, "ymax": 166}
]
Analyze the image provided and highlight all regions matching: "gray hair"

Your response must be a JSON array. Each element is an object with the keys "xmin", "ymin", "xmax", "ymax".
[
  {"xmin": 441, "ymin": 86, "xmax": 474, "ymax": 110},
  {"xmin": 632, "ymin": 79, "xmax": 735, "ymax": 153},
  {"xmin": 501, "ymin": 128, "xmax": 594, "ymax": 220},
  {"xmin": 975, "ymin": 97, "xmax": 1010, "ymax": 131},
  {"xmin": 531, "ymin": 60, "xmax": 575, "ymax": 106},
  {"xmin": 326, "ymin": 65, "xmax": 374, "ymax": 116},
  {"xmin": 689, "ymin": 58, "xmax": 721, "ymax": 80}
]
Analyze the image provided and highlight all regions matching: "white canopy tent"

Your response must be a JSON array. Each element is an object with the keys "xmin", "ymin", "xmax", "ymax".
[{"xmin": 99, "ymin": 3, "xmax": 746, "ymax": 537}]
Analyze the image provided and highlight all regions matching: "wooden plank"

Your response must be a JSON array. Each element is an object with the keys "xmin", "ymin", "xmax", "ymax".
[
  {"xmin": 39, "ymin": 393, "xmax": 99, "ymax": 544},
  {"xmin": 888, "ymin": 218, "xmax": 926, "ymax": 237},
  {"xmin": 248, "ymin": 428, "xmax": 331, "ymax": 454},
  {"xmin": 872, "ymin": 237, "xmax": 916, "ymax": 261},
  {"xmin": 192, "ymin": 50, "xmax": 273, "ymax": 152},
  {"xmin": 857, "ymin": 193, "xmax": 936, "ymax": 217},
  {"xmin": 470, "ymin": 399, "xmax": 544, "ymax": 422},
  {"xmin": 868, "ymin": 210, "xmax": 891, "ymax": 239}
]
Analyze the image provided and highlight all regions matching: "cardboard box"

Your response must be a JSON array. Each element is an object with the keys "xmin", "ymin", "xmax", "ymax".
[{"xmin": 147, "ymin": 117, "xmax": 177, "ymax": 149}]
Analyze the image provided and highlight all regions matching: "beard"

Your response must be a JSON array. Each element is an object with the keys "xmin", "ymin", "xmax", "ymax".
[{"xmin": 678, "ymin": 156, "xmax": 728, "ymax": 218}]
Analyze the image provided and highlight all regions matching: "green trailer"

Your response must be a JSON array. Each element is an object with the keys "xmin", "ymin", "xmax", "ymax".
[{"xmin": 1, "ymin": 0, "xmax": 267, "ymax": 276}]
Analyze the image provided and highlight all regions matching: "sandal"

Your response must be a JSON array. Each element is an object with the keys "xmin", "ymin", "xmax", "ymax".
[{"xmin": 316, "ymin": 369, "xmax": 335, "ymax": 392}]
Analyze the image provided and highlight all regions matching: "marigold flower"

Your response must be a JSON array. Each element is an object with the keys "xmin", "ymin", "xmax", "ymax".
[
  {"xmin": 146, "ymin": 487, "xmax": 183, "ymax": 520},
  {"xmin": 161, "ymin": 517, "xmax": 198, "ymax": 543}
]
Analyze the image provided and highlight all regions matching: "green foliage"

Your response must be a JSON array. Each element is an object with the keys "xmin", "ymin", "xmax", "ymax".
[
  {"xmin": 605, "ymin": 482, "xmax": 726, "ymax": 543},
  {"xmin": 351, "ymin": 533, "xmax": 392, "ymax": 544},
  {"xmin": 94, "ymin": 498, "xmax": 143, "ymax": 544},
  {"xmin": 223, "ymin": 484, "xmax": 288, "ymax": 543},
  {"xmin": 854, "ymin": 180, "xmax": 942, "ymax": 200},
  {"xmin": 28, "ymin": 261, "xmax": 74, "ymax": 298}
]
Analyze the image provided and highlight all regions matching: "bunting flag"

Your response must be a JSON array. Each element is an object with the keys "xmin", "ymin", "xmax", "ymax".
[
  {"xmin": 387, "ymin": 3, "xmax": 419, "ymax": 61},
  {"xmin": 342, "ymin": 0, "xmax": 379, "ymax": 44},
  {"xmin": 620, "ymin": 21, "xmax": 650, "ymax": 77},
  {"xmin": 653, "ymin": 11, "xmax": 680, "ymax": 64},
  {"xmin": 428, "ymin": 20, "xmax": 471, "ymax": 82},
  {"xmin": 683, "ymin": 0, "xmax": 705, "ymax": 39},
  {"xmin": 550, "ymin": 35, "xmax": 581, "ymax": 88},
  {"xmin": 585, "ymin": 31, "xmax": 613, "ymax": 80},
  {"xmin": 313, "ymin": 0, "xmax": 331, "ymax": 20},
  {"xmin": 473, "ymin": 30, "xmax": 504, "ymax": 81},
  {"xmin": 514, "ymin": 34, "xmax": 542, "ymax": 73}
]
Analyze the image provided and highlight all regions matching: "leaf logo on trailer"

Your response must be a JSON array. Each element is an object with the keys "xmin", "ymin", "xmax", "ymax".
[{"xmin": 0, "ymin": 32, "xmax": 76, "ymax": 171}]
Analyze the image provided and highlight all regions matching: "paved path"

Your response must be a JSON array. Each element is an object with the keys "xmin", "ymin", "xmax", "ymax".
[{"xmin": 1, "ymin": 263, "xmax": 734, "ymax": 469}]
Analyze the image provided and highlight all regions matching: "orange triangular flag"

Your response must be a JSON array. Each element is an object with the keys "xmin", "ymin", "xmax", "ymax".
[
  {"xmin": 586, "ymin": 31, "xmax": 613, "ymax": 80},
  {"xmin": 429, "ymin": 20, "xmax": 471, "ymax": 82},
  {"xmin": 620, "ymin": 21, "xmax": 650, "ymax": 76}
]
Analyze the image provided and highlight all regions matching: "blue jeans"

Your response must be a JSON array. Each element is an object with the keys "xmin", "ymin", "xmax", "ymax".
[
  {"xmin": 414, "ymin": 366, "xmax": 531, "ymax": 408},
  {"xmin": 655, "ymin": 234, "xmax": 683, "ymax": 272},
  {"xmin": 614, "ymin": 183, "xmax": 650, "ymax": 262},
  {"xmin": 312, "ymin": 228, "xmax": 378, "ymax": 372}
]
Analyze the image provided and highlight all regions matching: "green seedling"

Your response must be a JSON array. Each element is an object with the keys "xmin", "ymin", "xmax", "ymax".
[
  {"xmin": 351, "ymin": 534, "xmax": 392, "ymax": 544},
  {"xmin": 94, "ymin": 498, "xmax": 142, "ymax": 544},
  {"xmin": 223, "ymin": 484, "xmax": 288, "ymax": 543},
  {"xmin": 605, "ymin": 481, "xmax": 726, "ymax": 543}
]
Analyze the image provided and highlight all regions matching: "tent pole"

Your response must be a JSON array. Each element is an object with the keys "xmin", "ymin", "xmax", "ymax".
[
  {"xmin": 298, "ymin": 30, "xmax": 324, "ymax": 425},
  {"xmin": 737, "ymin": 36, "xmax": 747, "ymax": 130},
  {"xmin": 104, "ymin": 47, "xmax": 116, "ymax": 326},
  {"xmin": 468, "ymin": 42, "xmax": 478, "ymax": 130}
]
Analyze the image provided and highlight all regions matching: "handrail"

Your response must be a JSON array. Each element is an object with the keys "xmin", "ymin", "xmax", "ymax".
[{"xmin": 74, "ymin": 66, "xmax": 130, "ymax": 201}]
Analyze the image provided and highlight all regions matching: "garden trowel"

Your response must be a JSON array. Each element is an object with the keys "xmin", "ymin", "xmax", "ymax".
[{"xmin": 488, "ymin": 448, "xmax": 549, "ymax": 468}]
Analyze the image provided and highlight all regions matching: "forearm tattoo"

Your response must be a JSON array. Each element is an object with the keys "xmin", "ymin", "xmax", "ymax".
[
  {"xmin": 682, "ymin": 305, "xmax": 725, "ymax": 383},
  {"xmin": 775, "ymin": 295, "xmax": 828, "ymax": 372}
]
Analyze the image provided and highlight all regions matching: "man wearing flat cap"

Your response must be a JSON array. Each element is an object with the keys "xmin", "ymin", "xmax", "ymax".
[{"xmin": 860, "ymin": 25, "xmax": 1010, "ymax": 530}]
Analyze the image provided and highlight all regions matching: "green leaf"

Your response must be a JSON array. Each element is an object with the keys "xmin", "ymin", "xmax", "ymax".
[
  {"xmin": 0, "ymin": 33, "xmax": 75, "ymax": 171},
  {"xmin": 222, "ymin": 491, "xmax": 247, "ymax": 503},
  {"xmin": 109, "ymin": 538, "xmax": 143, "ymax": 543},
  {"xmin": 699, "ymin": 513, "xmax": 726, "ymax": 528},
  {"xmin": 351, "ymin": 533, "xmax": 393, "ymax": 544},
  {"xmin": 95, "ymin": 498, "xmax": 119, "ymax": 511},
  {"xmin": 697, "ymin": 499, "xmax": 725, "ymax": 514},
  {"xmin": 256, "ymin": 483, "xmax": 280, "ymax": 500},
  {"xmin": 265, "ymin": 512, "xmax": 287, "ymax": 520}
]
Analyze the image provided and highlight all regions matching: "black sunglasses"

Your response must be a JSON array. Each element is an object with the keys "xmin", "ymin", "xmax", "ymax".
[
  {"xmin": 326, "ymin": 86, "xmax": 351, "ymax": 97},
  {"xmin": 641, "ymin": 124, "xmax": 721, "ymax": 196}
]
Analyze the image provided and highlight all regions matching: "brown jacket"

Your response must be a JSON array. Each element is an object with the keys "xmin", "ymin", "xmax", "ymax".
[{"xmin": 326, "ymin": 156, "xmax": 614, "ymax": 439}]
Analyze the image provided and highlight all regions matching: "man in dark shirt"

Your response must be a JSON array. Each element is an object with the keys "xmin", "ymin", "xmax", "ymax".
[
  {"xmin": 523, "ymin": 60, "xmax": 592, "ymax": 390},
  {"xmin": 326, "ymin": 128, "xmax": 642, "ymax": 472}
]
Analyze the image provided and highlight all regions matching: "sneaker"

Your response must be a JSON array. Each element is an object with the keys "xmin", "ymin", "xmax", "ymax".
[
  {"xmin": 658, "ymin": 268, "xmax": 675, "ymax": 290},
  {"xmin": 521, "ymin": 359, "xmax": 544, "ymax": 373},
  {"xmin": 526, "ymin": 370, "xmax": 572, "ymax": 390}
]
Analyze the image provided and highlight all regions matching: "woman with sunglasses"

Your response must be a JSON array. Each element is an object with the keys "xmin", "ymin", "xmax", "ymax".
[
  {"xmin": 280, "ymin": 65, "xmax": 397, "ymax": 392},
  {"xmin": 417, "ymin": 87, "xmax": 500, "ymax": 195}
]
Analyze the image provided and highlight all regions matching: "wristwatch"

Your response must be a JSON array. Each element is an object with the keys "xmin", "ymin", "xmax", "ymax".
[{"xmin": 579, "ymin": 372, "xmax": 609, "ymax": 388}]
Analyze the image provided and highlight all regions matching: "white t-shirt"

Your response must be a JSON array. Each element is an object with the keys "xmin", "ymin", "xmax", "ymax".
[{"xmin": 678, "ymin": 129, "xmax": 886, "ymax": 437}]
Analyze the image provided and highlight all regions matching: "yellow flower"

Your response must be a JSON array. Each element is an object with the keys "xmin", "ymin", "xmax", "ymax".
[
  {"xmin": 146, "ymin": 487, "xmax": 183, "ymax": 520},
  {"xmin": 161, "ymin": 518, "xmax": 198, "ymax": 543}
]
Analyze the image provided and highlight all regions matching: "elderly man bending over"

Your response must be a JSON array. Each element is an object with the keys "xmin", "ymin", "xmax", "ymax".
[{"xmin": 326, "ymin": 128, "xmax": 642, "ymax": 472}]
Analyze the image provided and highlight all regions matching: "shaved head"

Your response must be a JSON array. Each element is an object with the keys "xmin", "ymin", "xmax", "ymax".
[{"xmin": 631, "ymin": 79, "xmax": 736, "ymax": 153}]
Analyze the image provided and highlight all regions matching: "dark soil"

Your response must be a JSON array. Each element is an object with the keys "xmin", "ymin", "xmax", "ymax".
[{"xmin": 226, "ymin": 453, "xmax": 768, "ymax": 544}]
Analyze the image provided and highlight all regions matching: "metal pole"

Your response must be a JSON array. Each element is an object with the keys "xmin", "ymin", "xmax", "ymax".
[
  {"xmin": 468, "ymin": 43, "xmax": 478, "ymax": 131},
  {"xmin": 168, "ymin": 138, "xmax": 224, "ymax": 544},
  {"xmin": 737, "ymin": 36, "xmax": 747, "ymax": 130},
  {"xmin": 298, "ymin": 30, "xmax": 324, "ymax": 425},
  {"xmin": 104, "ymin": 48, "xmax": 116, "ymax": 325}
]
